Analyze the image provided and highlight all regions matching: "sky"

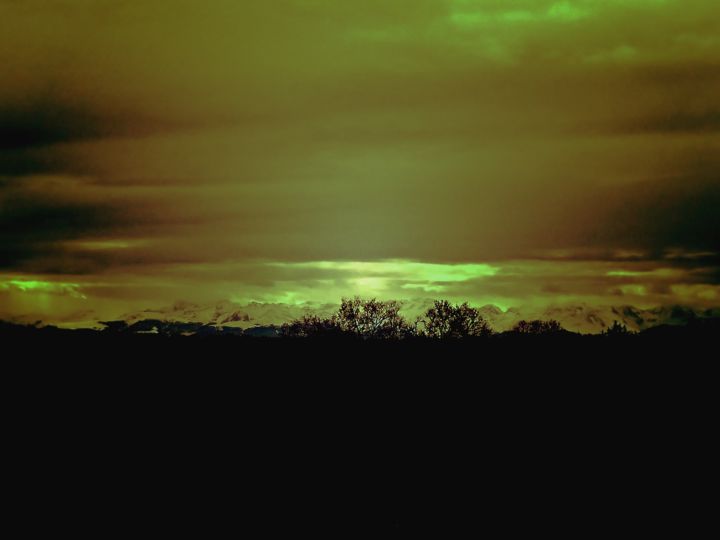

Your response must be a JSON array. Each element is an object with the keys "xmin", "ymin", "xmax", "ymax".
[{"xmin": 1, "ymin": 0, "xmax": 719, "ymax": 325}]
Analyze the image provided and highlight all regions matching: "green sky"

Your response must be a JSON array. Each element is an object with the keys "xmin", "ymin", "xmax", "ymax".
[{"xmin": 1, "ymin": 0, "xmax": 718, "ymax": 325}]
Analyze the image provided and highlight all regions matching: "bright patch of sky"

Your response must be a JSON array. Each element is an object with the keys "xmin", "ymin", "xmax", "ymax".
[{"xmin": 450, "ymin": 1, "xmax": 592, "ymax": 26}]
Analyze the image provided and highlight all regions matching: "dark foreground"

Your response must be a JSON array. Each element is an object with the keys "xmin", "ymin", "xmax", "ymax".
[{"xmin": 3, "ymin": 321, "xmax": 717, "ymax": 536}]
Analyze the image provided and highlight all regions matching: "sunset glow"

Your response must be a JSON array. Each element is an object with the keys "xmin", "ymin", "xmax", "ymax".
[{"xmin": 1, "ymin": 0, "xmax": 718, "ymax": 329}]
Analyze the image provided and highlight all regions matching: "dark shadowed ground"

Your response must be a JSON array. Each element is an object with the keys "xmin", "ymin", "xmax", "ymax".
[{"xmin": 3, "ymin": 322, "xmax": 716, "ymax": 536}]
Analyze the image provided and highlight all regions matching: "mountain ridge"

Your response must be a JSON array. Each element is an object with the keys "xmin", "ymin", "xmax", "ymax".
[{"xmin": 110, "ymin": 299, "xmax": 720, "ymax": 335}]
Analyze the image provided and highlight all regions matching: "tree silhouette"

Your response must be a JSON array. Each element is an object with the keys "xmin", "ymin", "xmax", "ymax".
[
  {"xmin": 602, "ymin": 320, "xmax": 634, "ymax": 336},
  {"xmin": 420, "ymin": 300, "xmax": 492, "ymax": 339},
  {"xmin": 280, "ymin": 314, "xmax": 342, "ymax": 338},
  {"xmin": 512, "ymin": 319, "xmax": 564, "ymax": 335},
  {"xmin": 334, "ymin": 297, "xmax": 412, "ymax": 339},
  {"xmin": 281, "ymin": 298, "xmax": 413, "ymax": 339}
]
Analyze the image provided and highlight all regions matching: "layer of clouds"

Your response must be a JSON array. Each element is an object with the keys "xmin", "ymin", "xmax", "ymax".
[
  {"xmin": 3, "ymin": 256, "xmax": 719, "ymax": 327},
  {"xmin": 1, "ymin": 0, "xmax": 718, "ymax": 316}
]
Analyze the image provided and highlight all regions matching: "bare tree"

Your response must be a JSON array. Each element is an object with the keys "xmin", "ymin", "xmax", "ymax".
[
  {"xmin": 602, "ymin": 320, "xmax": 634, "ymax": 336},
  {"xmin": 420, "ymin": 300, "xmax": 492, "ymax": 339},
  {"xmin": 280, "ymin": 314, "xmax": 341, "ymax": 338},
  {"xmin": 334, "ymin": 297, "xmax": 413, "ymax": 339},
  {"xmin": 512, "ymin": 319, "xmax": 564, "ymax": 335},
  {"xmin": 281, "ymin": 298, "xmax": 413, "ymax": 339}
]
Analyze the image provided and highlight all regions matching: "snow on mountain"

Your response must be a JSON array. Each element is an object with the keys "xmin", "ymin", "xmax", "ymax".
[
  {"xmin": 121, "ymin": 300, "xmax": 338, "ymax": 331},
  {"xmin": 117, "ymin": 299, "xmax": 719, "ymax": 335},
  {"xmin": 494, "ymin": 304, "xmax": 720, "ymax": 334}
]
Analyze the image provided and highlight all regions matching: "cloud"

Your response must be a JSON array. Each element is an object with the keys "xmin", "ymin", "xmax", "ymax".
[
  {"xmin": 0, "ymin": 100, "xmax": 100, "ymax": 150},
  {"xmin": 628, "ymin": 110, "xmax": 720, "ymax": 134},
  {"xmin": 0, "ymin": 0, "xmax": 718, "ymax": 322},
  {"xmin": 0, "ymin": 277, "xmax": 85, "ymax": 298},
  {"xmin": 0, "ymin": 174, "xmax": 123, "ymax": 273},
  {"xmin": 579, "ymin": 171, "xmax": 720, "ymax": 254}
]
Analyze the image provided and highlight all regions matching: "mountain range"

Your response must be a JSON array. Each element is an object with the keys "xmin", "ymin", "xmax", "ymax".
[{"xmin": 100, "ymin": 299, "xmax": 720, "ymax": 336}]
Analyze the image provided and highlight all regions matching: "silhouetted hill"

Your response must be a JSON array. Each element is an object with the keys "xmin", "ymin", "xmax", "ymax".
[
  {"xmin": 2, "ymin": 316, "xmax": 717, "ymax": 355},
  {"xmin": 3, "ymin": 316, "xmax": 716, "ymax": 536},
  {"xmin": 16, "ymin": 299, "xmax": 717, "ymax": 334},
  {"xmin": 116, "ymin": 300, "xmax": 712, "ymax": 333}
]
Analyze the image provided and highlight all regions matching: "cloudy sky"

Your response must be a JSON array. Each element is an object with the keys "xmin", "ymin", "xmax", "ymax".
[{"xmin": 1, "ymin": 0, "xmax": 718, "ymax": 324}]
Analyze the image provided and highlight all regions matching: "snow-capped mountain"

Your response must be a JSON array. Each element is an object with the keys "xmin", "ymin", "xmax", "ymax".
[
  {"xmin": 115, "ymin": 299, "xmax": 720, "ymax": 335},
  {"xmin": 121, "ymin": 300, "xmax": 338, "ymax": 331},
  {"xmin": 475, "ymin": 304, "xmax": 720, "ymax": 333}
]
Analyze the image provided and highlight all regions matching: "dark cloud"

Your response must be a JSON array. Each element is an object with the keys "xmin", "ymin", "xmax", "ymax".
[
  {"xmin": 0, "ymin": 99, "xmax": 102, "ymax": 150},
  {"xmin": 0, "ymin": 183, "xmax": 120, "ymax": 273},
  {"xmin": 629, "ymin": 111, "xmax": 720, "ymax": 134},
  {"xmin": 0, "ymin": 143, "xmax": 82, "ymax": 178},
  {"xmin": 581, "ymin": 173, "xmax": 720, "ymax": 255},
  {"xmin": 0, "ymin": 96, "xmax": 242, "ymax": 156}
]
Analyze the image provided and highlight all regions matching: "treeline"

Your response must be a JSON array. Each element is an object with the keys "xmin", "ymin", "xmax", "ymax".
[{"xmin": 280, "ymin": 297, "xmax": 611, "ymax": 339}]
